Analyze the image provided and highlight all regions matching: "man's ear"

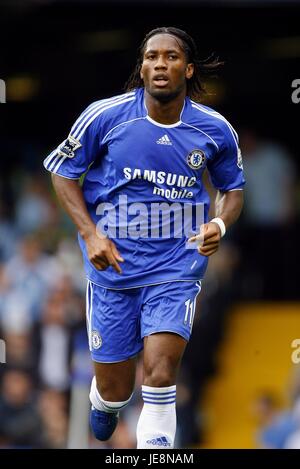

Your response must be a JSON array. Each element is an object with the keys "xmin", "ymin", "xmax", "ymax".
[
  {"xmin": 186, "ymin": 63, "xmax": 194, "ymax": 80},
  {"xmin": 140, "ymin": 67, "xmax": 144, "ymax": 81}
]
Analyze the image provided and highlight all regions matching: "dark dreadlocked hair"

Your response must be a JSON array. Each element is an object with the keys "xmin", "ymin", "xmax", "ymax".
[{"xmin": 125, "ymin": 26, "xmax": 223, "ymax": 103}]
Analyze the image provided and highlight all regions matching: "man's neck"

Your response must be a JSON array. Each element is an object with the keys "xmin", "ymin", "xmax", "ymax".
[{"xmin": 144, "ymin": 90, "xmax": 185, "ymax": 125}]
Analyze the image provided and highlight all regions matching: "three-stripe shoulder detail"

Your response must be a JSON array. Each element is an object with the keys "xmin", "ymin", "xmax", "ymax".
[
  {"xmin": 71, "ymin": 91, "xmax": 136, "ymax": 139},
  {"xmin": 70, "ymin": 92, "xmax": 136, "ymax": 140},
  {"xmin": 191, "ymin": 102, "xmax": 239, "ymax": 147},
  {"xmin": 181, "ymin": 121, "xmax": 219, "ymax": 151},
  {"xmin": 44, "ymin": 92, "xmax": 136, "ymax": 174}
]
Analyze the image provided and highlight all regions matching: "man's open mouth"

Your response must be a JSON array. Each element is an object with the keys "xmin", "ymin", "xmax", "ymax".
[{"xmin": 153, "ymin": 75, "xmax": 169, "ymax": 86}]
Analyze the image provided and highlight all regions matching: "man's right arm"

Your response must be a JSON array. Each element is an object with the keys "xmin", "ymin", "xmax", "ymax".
[{"xmin": 51, "ymin": 174, "xmax": 124, "ymax": 273}]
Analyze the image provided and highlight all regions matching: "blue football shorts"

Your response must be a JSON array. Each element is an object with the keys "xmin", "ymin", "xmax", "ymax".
[{"xmin": 86, "ymin": 280, "xmax": 202, "ymax": 363}]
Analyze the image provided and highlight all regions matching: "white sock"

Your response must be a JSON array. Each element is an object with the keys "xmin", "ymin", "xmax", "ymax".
[
  {"xmin": 89, "ymin": 376, "xmax": 132, "ymax": 413},
  {"xmin": 136, "ymin": 385, "xmax": 176, "ymax": 449}
]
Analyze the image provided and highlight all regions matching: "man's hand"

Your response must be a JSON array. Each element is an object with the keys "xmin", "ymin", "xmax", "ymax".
[
  {"xmin": 84, "ymin": 233, "xmax": 124, "ymax": 274},
  {"xmin": 188, "ymin": 222, "xmax": 221, "ymax": 257}
]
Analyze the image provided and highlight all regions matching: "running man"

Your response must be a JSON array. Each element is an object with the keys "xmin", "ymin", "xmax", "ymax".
[{"xmin": 44, "ymin": 26, "xmax": 244, "ymax": 448}]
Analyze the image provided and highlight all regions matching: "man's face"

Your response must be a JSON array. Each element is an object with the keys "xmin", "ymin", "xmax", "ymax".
[{"xmin": 140, "ymin": 34, "xmax": 194, "ymax": 102}]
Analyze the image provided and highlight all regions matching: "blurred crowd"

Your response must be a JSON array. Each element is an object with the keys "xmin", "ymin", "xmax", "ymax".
[
  {"xmin": 253, "ymin": 366, "xmax": 300, "ymax": 449},
  {"xmin": 0, "ymin": 128, "xmax": 299, "ymax": 448},
  {"xmin": 0, "ymin": 173, "xmax": 89, "ymax": 447}
]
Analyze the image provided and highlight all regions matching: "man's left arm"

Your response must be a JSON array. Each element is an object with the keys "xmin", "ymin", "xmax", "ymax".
[{"xmin": 189, "ymin": 189, "xmax": 244, "ymax": 256}]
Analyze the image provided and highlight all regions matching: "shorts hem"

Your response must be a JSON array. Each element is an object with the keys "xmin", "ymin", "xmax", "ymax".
[
  {"xmin": 142, "ymin": 329, "xmax": 190, "ymax": 342},
  {"xmin": 91, "ymin": 348, "xmax": 143, "ymax": 364}
]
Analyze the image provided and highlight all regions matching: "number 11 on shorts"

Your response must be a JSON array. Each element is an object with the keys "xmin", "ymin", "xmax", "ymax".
[{"xmin": 184, "ymin": 297, "xmax": 196, "ymax": 328}]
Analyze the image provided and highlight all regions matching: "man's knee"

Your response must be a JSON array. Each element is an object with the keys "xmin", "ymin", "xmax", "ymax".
[
  {"xmin": 97, "ymin": 380, "xmax": 133, "ymax": 402},
  {"xmin": 142, "ymin": 332, "xmax": 186, "ymax": 387},
  {"xmin": 90, "ymin": 376, "xmax": 133, "ymax": 410},
  {"xmin": 93, "ymin": 358, "xmax": 136, "ymax": 402},
  {"xmin": 143, "ymin": 358, "xmax": 177, "ymax": 387}
]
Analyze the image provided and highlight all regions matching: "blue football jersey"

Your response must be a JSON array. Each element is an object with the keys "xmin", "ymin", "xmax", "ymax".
[{"xmin": 44, "ymin": 88, "xmax": 245, "ymax": 288}]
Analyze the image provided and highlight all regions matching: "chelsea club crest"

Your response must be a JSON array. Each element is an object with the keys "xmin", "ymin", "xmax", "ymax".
[
  {"xmin": 91, "ymin": 330, "xmax": 102, "ymax": 349},
  {"xmin": 187, "ymin": 149, "xmax": 206, "ymax": 169}
]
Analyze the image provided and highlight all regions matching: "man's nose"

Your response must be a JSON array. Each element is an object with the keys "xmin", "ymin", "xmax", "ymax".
[{"xmin": 154, "ymin": 56, "xmax": 167, "ymax": 69}]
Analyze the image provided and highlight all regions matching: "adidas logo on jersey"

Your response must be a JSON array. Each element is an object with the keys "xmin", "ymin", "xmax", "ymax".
[
  {"xmin": 146, "ymin": 436, "xmax": 171, "ymax": 447},
  {"xmin": 156, "ymin": 134, "xmax": 172, "ymax": 146}
]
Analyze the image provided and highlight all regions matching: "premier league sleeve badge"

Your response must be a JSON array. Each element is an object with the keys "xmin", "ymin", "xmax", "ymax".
[{"xmin": 57, "ymin": 135, "xmax": 82, "ymax": 158}]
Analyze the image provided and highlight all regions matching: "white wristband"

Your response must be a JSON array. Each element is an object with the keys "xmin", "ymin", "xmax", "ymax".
[{"xmin": 210, "ymin": 217, "xmax": 226, "ymax": 237}]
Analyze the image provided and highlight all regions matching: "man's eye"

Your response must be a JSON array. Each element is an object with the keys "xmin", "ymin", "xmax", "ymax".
[{"xmin": 169, "ymin": 55, "xmax": 177, "ymax": 60}]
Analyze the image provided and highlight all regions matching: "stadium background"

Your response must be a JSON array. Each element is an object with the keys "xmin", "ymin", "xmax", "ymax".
[{"xmin": 0, "ymin": 0, "xmax": 300, "ymax": 449}]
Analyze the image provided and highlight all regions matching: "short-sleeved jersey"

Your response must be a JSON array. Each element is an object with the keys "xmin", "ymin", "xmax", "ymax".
[{"xmin": 44, "ymin": 88, "xmax": 245, "ymax": 289}]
